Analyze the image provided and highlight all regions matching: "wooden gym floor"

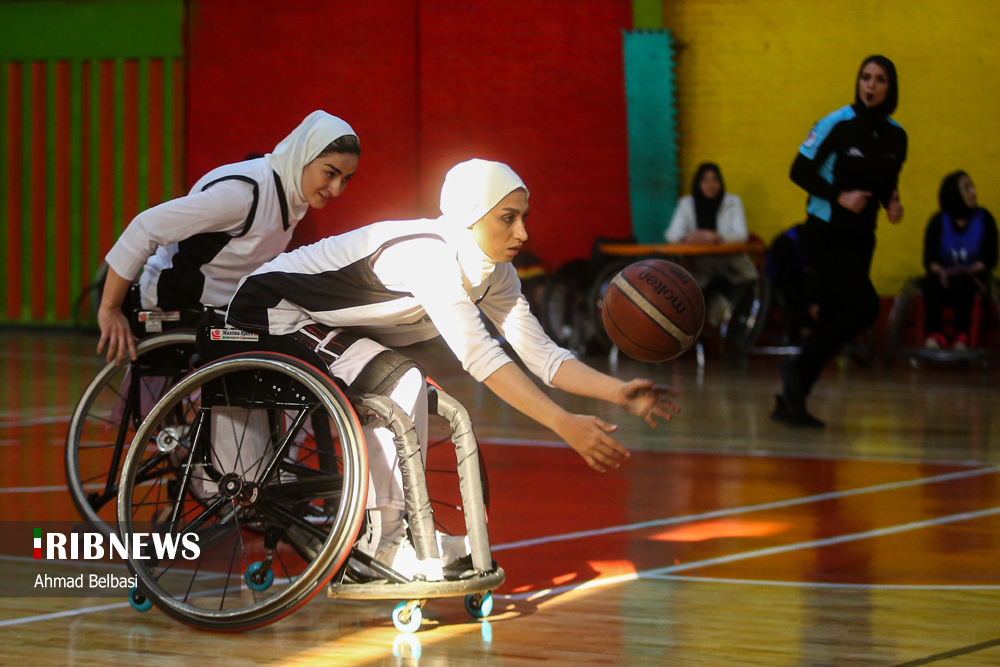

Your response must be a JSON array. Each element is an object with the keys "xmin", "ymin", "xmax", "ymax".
[{"xmin": 0, "ymin": 330, "xmax": 998, "ymax": 666}]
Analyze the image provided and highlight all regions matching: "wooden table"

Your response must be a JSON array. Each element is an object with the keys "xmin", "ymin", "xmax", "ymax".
[{"xmin": 596, "ymin": 240, "xmax": 766, "ymax": 257}]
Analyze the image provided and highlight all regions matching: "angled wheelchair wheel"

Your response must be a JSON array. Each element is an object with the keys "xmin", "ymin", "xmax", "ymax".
[
  {"xmin": 586, "ymin": 260, "xmax": 632, "ymax": 354},
  {"xmin": 883, "ymin": 278, "xmax": 921, "ymax": 368},
  {"xmin": 117, "ymin": 352, "xmax": 368, "ymax": 631},
  {"xmin": 720, "ymin": 276, "xmax": 771, "ymax": 351},
  {"xmin": 65, "ymin": 331, "xmax": 198, "ymax": 536}
]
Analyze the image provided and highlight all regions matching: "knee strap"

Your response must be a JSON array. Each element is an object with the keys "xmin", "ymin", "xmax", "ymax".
[{"xmin": 352, "ymin": 350, "xmax": 424, "ymax": 396}]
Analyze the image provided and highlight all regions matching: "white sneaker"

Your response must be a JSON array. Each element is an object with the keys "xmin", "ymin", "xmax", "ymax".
[
  {"xmin": 376, "ymin": 535, "xmax": 444, "ymax": 581},
  {"xmin": 436, "ymin": 531, "xmax": 471, "ymax": 566}
]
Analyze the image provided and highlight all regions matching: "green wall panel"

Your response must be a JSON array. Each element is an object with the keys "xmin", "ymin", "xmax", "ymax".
[{"xmin": 622, "ymin": 29, "xmax": 678, "ymax": 244}]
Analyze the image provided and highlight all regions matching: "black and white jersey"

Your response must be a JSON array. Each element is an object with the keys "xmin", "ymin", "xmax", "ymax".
[
  {"xmin": 227, "ymin": 219, "xmax": 574, "ymax": 385},
  {"xmin": 105, "ymin": 158, "xmax": 299, "ymax": 310}
]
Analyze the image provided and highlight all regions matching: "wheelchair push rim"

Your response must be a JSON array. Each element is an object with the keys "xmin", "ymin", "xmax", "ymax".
[
  {"xmin": 117, "ymin": 352, "xmax": 368, "ymax": 631},
  {"xmin": 65, "ymin": 331, "xmax": 198, "ymax": 536}
]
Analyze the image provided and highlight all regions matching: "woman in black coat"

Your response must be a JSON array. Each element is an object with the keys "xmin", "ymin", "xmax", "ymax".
[{"xmin": 773, "ymin": 55, "xmax": 907, "ymax": 428}]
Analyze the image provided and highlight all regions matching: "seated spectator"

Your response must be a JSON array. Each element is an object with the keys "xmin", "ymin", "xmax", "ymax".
[
  {"xmin": 922, "ymin": 170, "xmax": 998, "ymax": 350},
  {"xmin": 666, "ymin": 163, "xmax": 758, "ymax": 327}
]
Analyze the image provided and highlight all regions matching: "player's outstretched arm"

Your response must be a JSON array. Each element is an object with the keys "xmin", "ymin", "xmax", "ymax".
[
  {"xmin": 482, "ymin": 363, "xmax": 629, "ymax": 472},
  {"xmin": 551, "ymin": 359, "xmax": 680, "ymax": 428}
]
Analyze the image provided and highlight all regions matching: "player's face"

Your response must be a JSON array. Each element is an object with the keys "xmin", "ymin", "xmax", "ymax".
[
  {"xmin": 959, "ymin": 175, "xmax": 977, "ymax": 210},
  {"xmin": 699, "ymin": 170, "xmax": 721, "ymax": 199},
  {"xmin": 858, "ymin": 62, "xmax": 888, "ymax": 108},
  {"xmin": 471, "ymin": 188, "xmax": 529, "ymax": 263},
  {"xmin": 301, "ymin": 152, "xmax": 359, "ymax": 208}
]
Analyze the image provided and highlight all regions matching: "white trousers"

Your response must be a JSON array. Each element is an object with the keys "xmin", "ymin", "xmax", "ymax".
[{"xmin": 310, "ymin": 333, "xmax": 429, "ymax": 511}]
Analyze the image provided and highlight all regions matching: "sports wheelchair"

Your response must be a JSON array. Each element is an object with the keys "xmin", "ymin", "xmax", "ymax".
[
  {"xmin": 884, "ymin": 274, "xmax": 1000, "ymax": 369},
  {"xmin": 65, "ymin": 284, "xmax": 201, "ymax": 537},
  {"xmin": 115, "ymin": 310, "xmax": 502, "ymax": 632}
]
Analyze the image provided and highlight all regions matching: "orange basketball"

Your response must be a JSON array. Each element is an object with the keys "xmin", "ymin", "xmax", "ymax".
[{"xmin": 601, "ymin": 260, "xmax": 705, "ymax": 362}]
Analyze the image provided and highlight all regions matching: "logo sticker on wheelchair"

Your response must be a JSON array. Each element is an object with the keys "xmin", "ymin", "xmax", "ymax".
[{"xmin": 210, "ymin": 328, "xmax": 260, "ymax": 342}]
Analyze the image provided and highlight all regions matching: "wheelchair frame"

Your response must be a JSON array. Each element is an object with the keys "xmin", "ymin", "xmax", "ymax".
[{"xmin": 116, "ymin": 323, "xmax": 503, "ymax": 633}]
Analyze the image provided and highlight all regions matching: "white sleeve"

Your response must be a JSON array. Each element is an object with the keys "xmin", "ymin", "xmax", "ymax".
[
  {"xmin": 377, "ymin": 240, "xmax": 513, "ymax": 382},
  {"xmin": 104, "ymin": 180, "xmax": 254, "ymax": 280},
  {"xmin": 666, "ymin": 196, "xmax": 695, "ymax": 243},
  {"xmin": 478, "ymin": 265, "xmax": 575, "ymax": 387},
  {"xmin": 718, "ymin": 193, "xmax": 749, "ymax": 242}
]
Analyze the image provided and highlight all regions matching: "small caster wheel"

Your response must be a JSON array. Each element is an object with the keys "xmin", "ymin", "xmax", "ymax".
[
  {"xmin": 245, "ymin": 562, "xmax": 275, "ymax": 591},
  {"xmin": 129, "ymin": 586, "xmax": 152, "ymax": 612},
  {"xmin": 465, "ymin": 592, "xmax": 493, "ymax": 619},
  {"xmin": 392, "ymin": 600, "xmax": 422, "ymax": 633}
]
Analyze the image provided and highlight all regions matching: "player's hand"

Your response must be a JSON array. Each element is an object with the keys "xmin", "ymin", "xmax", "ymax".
[
  {"xmin": 97, "ymin": 306, "xmax": 137, "ymax": 364},
  {"xmin": 886, "ymin": 190, "xmax": 903, "ymax": 223},
  {"xmin": 556, "ymin": 413, "xmax": 630, "ymax": 473},
  {"xmin": 615, "ymin": 379, "xmax": 680, "ymax": 428},
  {"xmin": 838, "ymin": 190, "xmax": 872, "ymax": 213}
]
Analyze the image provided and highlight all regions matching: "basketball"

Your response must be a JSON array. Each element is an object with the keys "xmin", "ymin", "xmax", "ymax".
[{"xmin": 601, "ymin": 260, "xmax": 705, "ymax": 362}]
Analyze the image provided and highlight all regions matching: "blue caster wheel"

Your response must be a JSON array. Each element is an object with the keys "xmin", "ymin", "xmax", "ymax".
[
  {"xmin": 128, "ymin": 586, "xmax": 152, "ymax": 612},
  {"xmin": 392, "ymin": 601, "xmax": 422, "ymax": 633},
  {"xmin": 244, "ymin": 562, "xmax": 275, "ymax": 591},
  {"xmin": 465, "ymin": 592, "xmax": 493, "ymax": 619}
]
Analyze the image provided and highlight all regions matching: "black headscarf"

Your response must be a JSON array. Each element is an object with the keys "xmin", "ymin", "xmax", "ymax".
[
  {"xmin": 854, "ymin": 55, "xmax": 898, "ymax": 118},
  {"xmin": 692, "ymin": 163, "xmax": 725, "ymax": 231},
  {"xmin": 939, "ymin": 170, "xmax": 975, "ymax": 220}
]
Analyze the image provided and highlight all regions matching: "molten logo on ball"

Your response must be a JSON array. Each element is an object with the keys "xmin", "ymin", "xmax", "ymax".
[
  {"xmin": 601, "ymin": 260, "xmax": 705, "ymax": 363},
  {"xmin": 638, "ymin": 270, "xmax": 688, "ymax": 315}
]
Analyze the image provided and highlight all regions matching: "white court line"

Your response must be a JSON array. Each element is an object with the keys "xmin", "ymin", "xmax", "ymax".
[
  {"xmin": 0, "ymin": 602, "xmax": 132, "ymax": 628},
  {"xmin": 650, "ymin": 574, "xmax": 1000, "ymax": 591},
  {"xmin": 5, "ymin": 504, "xmax": 1000, "ymax": 629},
  {"xmin": 2, "ymin": 467, "xmax": 996, "ymax": 627},
  {"xmin": 483, "ymin": 437, "xmax": 985, "ymax": 467},
  {"xmin": 0, "ymin": 483, "xmax": 96, "ymax": 494},
  {"xmin": 500, "ymin": 504, "xmax": 1000, "ymax": 601},
  {"xmin": 492, "ymin": 465, "xmax": 1000, "ymax": 552},
  {"xmin": 0, "ymin": 415, "xmax": 72, "ymax": 429}
]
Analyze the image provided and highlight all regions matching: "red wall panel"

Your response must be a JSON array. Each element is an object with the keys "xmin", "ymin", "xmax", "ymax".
[
  {"xmin": 418, "ymin": 0, "xmax": 633, "ymax": 268},
  {"xmin": 186, "ymin": 1, "xmax": 632, "ymax": 264},
  {"xmin": 186, "ymin": 0, "xmax": 420, "ymax": 246}
]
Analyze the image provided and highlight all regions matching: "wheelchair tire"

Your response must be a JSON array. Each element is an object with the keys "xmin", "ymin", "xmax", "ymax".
[
  {"xmin": 586, "ymin": 260, "xmax": 633, "ymax": 354},
  {"xmin": 117, "ymin": 352, "xmax": 368, "ymax": 631},
  {"xmin": 65, "ymin": 331, "xmax": 198, "ymax": 537},
  {"xmin": 720, "ymin": 276, "xmax": 771, "ymax": 351},
  {"xmin": 883, "ymin": 278, "xmax": 920, "ymax": 368}
]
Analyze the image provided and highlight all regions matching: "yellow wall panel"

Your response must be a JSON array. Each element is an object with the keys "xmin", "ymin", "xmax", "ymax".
[{"xmin": 663, "ymin": 0, "xmax": 1000, "ymax": 294}]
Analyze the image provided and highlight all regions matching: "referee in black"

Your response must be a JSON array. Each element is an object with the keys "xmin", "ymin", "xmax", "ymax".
[{"xmin": 773, "ymin": 55, "xmax": 907, "ymax": 428}]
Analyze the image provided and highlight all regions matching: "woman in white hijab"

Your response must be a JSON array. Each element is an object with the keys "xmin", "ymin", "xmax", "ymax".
[
  {"xmin": 97, "ymin": 110, "xmax": 359, "ymax": 364},
  {"xmin": 227, "ymin": 158, "xmax": 680, "ymax": 581}
]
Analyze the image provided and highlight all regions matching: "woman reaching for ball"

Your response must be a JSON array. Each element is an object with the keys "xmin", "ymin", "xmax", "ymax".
[{"xmin": 226, "ymin": 159, "xmax": 679, "ymax": 579}]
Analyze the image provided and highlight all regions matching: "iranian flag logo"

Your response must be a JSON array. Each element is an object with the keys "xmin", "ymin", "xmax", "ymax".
[{"xmin": 34, "ymin": 528, "xmax": 41, "ymax": 559}]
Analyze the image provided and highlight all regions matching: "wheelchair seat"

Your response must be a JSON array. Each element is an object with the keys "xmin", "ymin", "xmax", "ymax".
[{"xmin": 884, "ymin": 274, "xmax": 1000, "ymax": 368}]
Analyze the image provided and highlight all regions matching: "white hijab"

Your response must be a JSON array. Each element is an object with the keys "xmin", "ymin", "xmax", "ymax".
[
  {"xmin": 265, "ymin": 110, "xmax": 357, "ymax": 219},
  {"xmin": 438, "ymin": 159, "xmax": 528, "ymax": 287}
]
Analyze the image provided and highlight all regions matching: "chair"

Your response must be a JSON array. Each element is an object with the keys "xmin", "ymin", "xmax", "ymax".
[{"xmin": 884, "ymin": 275, "xmax": 1000, "ymax": 369}]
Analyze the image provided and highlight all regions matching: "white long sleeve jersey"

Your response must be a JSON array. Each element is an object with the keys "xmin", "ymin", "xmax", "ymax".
[
  {"xmin": 105, "ymin": 158, "xmax": 298, "ymax": 310},
  {"xmin": 227, "ymin": 219, "xmax": 575, "ymax": 386}
]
